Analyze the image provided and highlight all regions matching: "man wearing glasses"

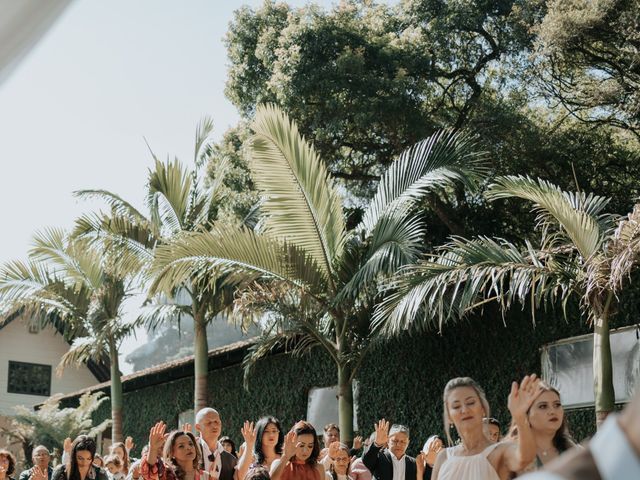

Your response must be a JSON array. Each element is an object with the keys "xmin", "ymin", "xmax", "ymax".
[{"xmin": 364, "ymin": 420, "xmax": 427, "ymax": 480}]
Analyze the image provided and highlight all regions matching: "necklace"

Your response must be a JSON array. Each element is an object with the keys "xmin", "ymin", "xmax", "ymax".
[{"xmin": 538, "ymin": 446, "xmax": 556, "ymax": 457}]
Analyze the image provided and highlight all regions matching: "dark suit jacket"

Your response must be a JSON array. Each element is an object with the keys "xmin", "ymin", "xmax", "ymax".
[
  {"xmin": 218, "ymin": 451, "xmax": 237, "ymax": 480},
  {"xmin": 363, "ymin": 444, "xmax": 427, "ymax": 480},
  {"xmin": 19, "ymin": 467, "xmax": 53, "ymax": 480}
]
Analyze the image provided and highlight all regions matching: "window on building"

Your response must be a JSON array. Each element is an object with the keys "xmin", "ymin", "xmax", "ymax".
[
  {"xmin": 7, "ymin": 361, "xmax": 51, "ymax": 396},
  {"xmin": 306, "ymin": 382, "xmax": 359, "ymax": 433},
  {"xmin": 541, "ymin": 325, "xmax": 640, "ymax": 408}
]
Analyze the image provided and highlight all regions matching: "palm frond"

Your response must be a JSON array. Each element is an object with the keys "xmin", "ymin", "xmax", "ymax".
[
  {"xmin": 136, "ymin": 302, "xmax": 192, "ymax": 331},
  {"xmin": 605, "ymin": 202, "xmax": 640, "ymax": 291},
  {"xmin": 486, "ymin": 176, "xmax": 612, "ymax": 258},
  {"xmin": 249, "ymin": 104, "xmax": 346, "ymax": 281},
  {"xmin": 360, "ymin": 129, "xmax": 488, "ymax": 234},
  {"xmin": 57, "ymin": 336, "xmax": 109, "ymax": 375},
  {"xmin": 149, "ymin": 227, "xmax": 327, "ymax": 298},
  {"xmin": 373, "ymin": 236, "xmax": 578, "ymax": 336},
  {"xmin": 73, "ymin": 189, "xmax": 148, "ymax": 222},
  {"xmin": 336, "ymin": 206, "xmax": 425, "ymax": 301},
  {"xmin": 147, "ymin": 158, "xmax": 192, "ymax": 234},
  {"xmin": 194, "ymin": 116, "xmax": 215, "ymax": 167},
  {"xmin": 30, "ymin": 229, "xmax": 104, "ymax": 292}
]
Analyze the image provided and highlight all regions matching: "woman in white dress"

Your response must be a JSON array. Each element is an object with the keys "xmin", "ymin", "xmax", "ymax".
[{"xmin": 422, "ymin": 375, "xmax": 541, "ymax": 480}]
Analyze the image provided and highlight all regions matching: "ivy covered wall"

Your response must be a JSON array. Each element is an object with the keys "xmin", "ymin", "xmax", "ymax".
[{"xmin": 70, "ymin": 297, "xmax": 639, "ymax": 457}]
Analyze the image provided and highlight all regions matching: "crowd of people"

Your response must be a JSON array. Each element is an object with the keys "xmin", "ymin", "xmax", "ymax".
[{"xmin": 1, "ymin": 374, "xmax": 638, "ymax": 480}]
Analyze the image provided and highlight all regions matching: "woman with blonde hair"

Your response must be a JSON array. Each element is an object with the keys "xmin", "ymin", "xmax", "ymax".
[{"xmin": 419, "ymin": 375, "xmax": 541, "ymax": 480}]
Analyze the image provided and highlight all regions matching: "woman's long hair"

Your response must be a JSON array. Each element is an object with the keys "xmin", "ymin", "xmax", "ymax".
[
  {"xmin": 161, "ymin": 431, "xmax": 201, "ymax": 480},
  {"xmin": 68, "ymin": 436, "xmax": 97, "ymax": 480},
  {"xmin": 110, "ymin": 442, "xmax": 130, "ymax": 474},
  {"xmin": 292, "ymin": 421, "xmax": 320, "ymax": 465},
  {"xmin": 254, "ymin": 417, "xmax": 284, "ymax": 466},
  {"xmin": 508, "ymin": 382, "xmax": 575, "ymax": 453},
  {"xmin": 328, "ymin": 443, "xmax": 350, "ymax": 480}
]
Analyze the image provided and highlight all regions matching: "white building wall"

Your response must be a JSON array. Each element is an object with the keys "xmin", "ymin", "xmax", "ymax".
[{"xmin": 0, "ymin": 317, "xmax": 99, "ymax": 415}]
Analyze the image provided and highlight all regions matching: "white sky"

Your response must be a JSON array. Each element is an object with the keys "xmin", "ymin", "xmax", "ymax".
[{"xmin": 0, "ymin": 0, "xmax": 386, "ymax": 374}]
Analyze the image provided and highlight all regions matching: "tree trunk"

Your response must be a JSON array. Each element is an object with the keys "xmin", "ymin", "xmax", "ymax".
[
  {"xmin": 109, "ymin": 337, "xmax": 124, "ymax": 442},
  {"xmin": 594, "ymin": 291, "xmax": 615, "ymax": 428},
  {"xmin": 337, "ymin": 362, "xmax": 354, "ymax": 443},
  {"xmin": 194, "ymin": 312, "xmax": 209, "ymax": 413}
]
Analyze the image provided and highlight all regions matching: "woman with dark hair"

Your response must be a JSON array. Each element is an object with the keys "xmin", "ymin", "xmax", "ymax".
[
  {"xmin": 141, "ymin": 422, "xmax": 203, "ymax": 480},
  {"xmin": 0, "ymin": 449, "xmax": 17, "ymax": 480},
  {"xmin": 270, "ymin": 421, "xmax": 324, "ymax": 480},
  {"xmin": 220, "ymin": 438, "xmax": 237, "ymax": 459},
  {"xmin": 52, "ymin": 436, "xmax": 108, "ymax": 480},
  {"xmin": 506, "ymin": 382, "xmax": 576, "ymax": 476},
  {"xmin": 252, "ymin": 417, "xmax": 283, "ymax": 470}
]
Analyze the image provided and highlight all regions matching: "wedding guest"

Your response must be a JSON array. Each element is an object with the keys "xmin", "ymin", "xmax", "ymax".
[
  {"xmin": 19, "ymin": 446, "xmax": 53, "ymax": 480},
  {"xmin": 51, "ymin": 436, "xmax": 108, "ymax": 480},
  {"xmin": 270, "ymin": 421, "xmax": 324, "ymax": 480}
]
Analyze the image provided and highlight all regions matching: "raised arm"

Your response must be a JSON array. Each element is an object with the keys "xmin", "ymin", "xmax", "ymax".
[
  {"xmin": 270, "ymin": 431, "xmax": 296, "ymax": 480},
  {"xmin": 502, "ymin": 375, "xmax": 541, "ymax": 473},
  {"xmin": 146, "ymin": 422, "xmax": 167, "ymax": 467},
  {"xmin": 235, "ymin": 421, "xmax": 256, "ymax": 480},
  {"xmin": 363, "ymin": 419, "xmax": 389, "ymax": 473},
  {"xmin": 430, "ymin": 449, "xmax": 447, "ymax": 480}
]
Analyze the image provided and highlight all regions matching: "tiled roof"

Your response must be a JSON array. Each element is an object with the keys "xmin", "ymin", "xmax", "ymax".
[{"xmin": 55, "ymin": 337, "xmax": 258, "ymax": 401}]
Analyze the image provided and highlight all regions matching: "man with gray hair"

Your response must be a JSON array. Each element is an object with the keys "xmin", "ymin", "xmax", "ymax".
[
  {"xmin": 194, "ymin": 408, "xmax": 238, "ymax": 480},
  {"xmin": 18, "ymin": 446, "xmax": 52, "ymax": 480},
  {"xmin": 364, "ymin": 419, "xmax": 427, "ymax": 480}
]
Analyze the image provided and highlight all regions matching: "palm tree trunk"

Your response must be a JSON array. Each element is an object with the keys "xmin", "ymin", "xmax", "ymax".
[
  {"xmin": 594, "ymin": 290, "xmax": 615, "ymax": 428},
  {"xmin": 109, "ymin": 337, "xmax": 124, "ymax": 442},
  {"xmin": 194, "ymin": 312, "xmax": 209, "ymax": 412},
  {"xmin": 337, "ymin": 362, "xmax": 354, "ymax": 443}
]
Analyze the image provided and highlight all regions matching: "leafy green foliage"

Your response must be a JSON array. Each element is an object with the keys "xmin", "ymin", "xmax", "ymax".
[{"xmin": 0, "ymin": 392, "xmax": 110, "ymax": 466}]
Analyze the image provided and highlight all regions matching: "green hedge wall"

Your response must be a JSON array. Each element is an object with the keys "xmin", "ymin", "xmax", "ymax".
[{"xmin": 71, "ymin": 296, "xmax": 638, "ymax": 458}]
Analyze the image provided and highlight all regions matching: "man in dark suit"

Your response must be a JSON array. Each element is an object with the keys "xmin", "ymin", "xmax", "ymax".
[
  {"xmin": 364, "ymin": 419, "xmax": 428, "ymax": 480},
  {"xmin": 18, "ymin": 446, "xmax": 53, "ymax": 480}
]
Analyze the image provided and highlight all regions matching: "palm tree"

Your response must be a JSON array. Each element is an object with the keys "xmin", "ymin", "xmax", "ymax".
[
  {"xmin": 0, "ymin": 229, "xmax": 136, "ymax": 441},
  {"xmin": 148, "ymin": 104, "xmax": 487, "ymax": 440},
  {"xmin": 73, "ymin": 118, "xmax": 239, "ymax": 412},
  {"xmin": 374, "ymin": 175, "xmax": 640, "ymax": 426}
]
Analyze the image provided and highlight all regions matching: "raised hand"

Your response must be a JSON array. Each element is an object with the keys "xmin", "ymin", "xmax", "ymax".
[
  {"xmin": 182, "ymin": 423, "xmax": 193, "ymax": 433},
  {"xmin": 352, "ymin": 436, "xmax": 363, "ymax": 450},
  {"xmin": 125, "ymin": 436, "xmax": 135, "ymax": 452},
  {"xmin": 63, "ymin": 437, "xmax": 72, "ymax": 454},
  {"xmin": 241, "ymin": 421, "xmax": 257, "ymax": 447},
  {"xmin": 282, "ymin": 431, "xmax": 298, "ymax": 461},
  {"xmin": 508, "ymin": 374, "xmax": 542, "ymax": 422},
  {"xmin": 415, "ymin": 452, "xmax": 427, "ymax": 474},
  {"xmin": 149, "ymin": 421, "xmax": 167, "ymax": 456},
  {"xmin": 130, "ymin": 464, "xmax": 141, "ymax": 480},
  {"xmin": 373, "ymin": 419, "xmax": 389, "ymax": 447},
  {"xmin": 328, "ymin": 441, "xmax": 340, "ymax": 461},
  {"xmin": 31, "ymin": 466, "xmax": 48, "ymax": 480}
]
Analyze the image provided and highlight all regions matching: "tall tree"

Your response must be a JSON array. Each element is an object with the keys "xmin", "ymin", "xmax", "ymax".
[
  {"xmin": 73, "ymin": 118, "xmax": 242, "ymax": 412},
  {"xmin": 221, "ymin": 0, "xmax": 538, "ymax": 201},
  {"xmin": 532, "ymin": 0, "xmax": 640, "ymax": 138},
  {"xmin": 149, "ymin": 104, "xmax": 487, "ymax": 440},
  {"xmin": 375, "ymin": 175, "xmax": 640, "ymax": 426},
  {"xmin": 0, "ymin": 230, "xmax": 135, "ymax": 441}
]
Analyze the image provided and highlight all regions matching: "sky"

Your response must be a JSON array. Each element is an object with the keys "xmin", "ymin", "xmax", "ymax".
[{"xmin": 0, "ymin": 0, "xmax": 360, "ymax": 374}]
